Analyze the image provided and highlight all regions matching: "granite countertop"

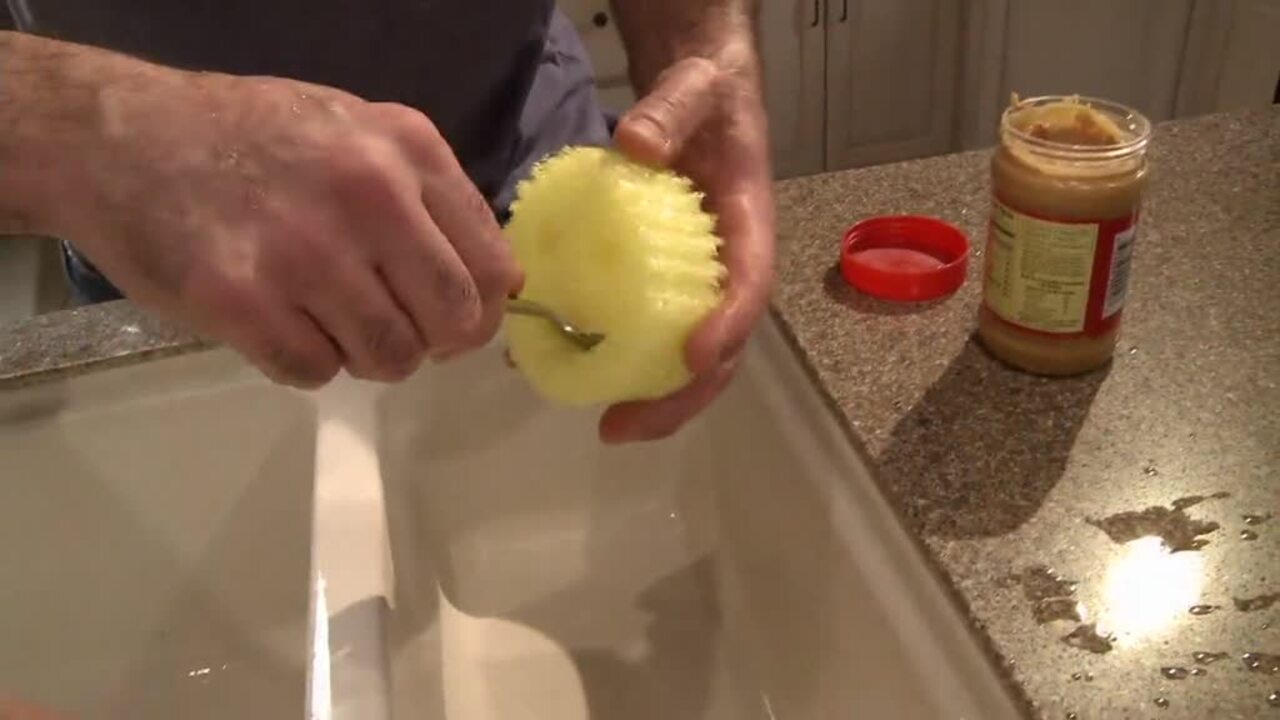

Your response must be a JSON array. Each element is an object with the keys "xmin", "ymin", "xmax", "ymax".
[
  {"xmin": 2, "ymin": 107, "xmax": 1277, "ymax": 717},
  {"xmin": 772, "ymin": 107, "xmax": 1279, "ymax": 719}
]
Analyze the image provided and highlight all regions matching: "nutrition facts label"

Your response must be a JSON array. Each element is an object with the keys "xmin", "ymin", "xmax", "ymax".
[{"xmin": 983, "ymin": 202, "xmax": 1100, "ymax": 334}]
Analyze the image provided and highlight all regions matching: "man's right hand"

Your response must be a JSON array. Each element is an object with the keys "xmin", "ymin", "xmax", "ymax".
[{"xmin": 2, "ymin": 33, "xmax": 521, "ymax": 387}]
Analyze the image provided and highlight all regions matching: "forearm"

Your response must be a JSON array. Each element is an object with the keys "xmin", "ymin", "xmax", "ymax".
[
  {"xmin": 0, "ymin": 31, "xmax": 168, "ymax": 235},
  {"xmin": 609, "ymin": 0, "xmax": 761, "ymax": 92}
]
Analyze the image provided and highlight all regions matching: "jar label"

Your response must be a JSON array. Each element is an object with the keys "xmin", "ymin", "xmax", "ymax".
[{"xmin": 982, "ymin": 201, "xmax": 1137, "ymax": 336}]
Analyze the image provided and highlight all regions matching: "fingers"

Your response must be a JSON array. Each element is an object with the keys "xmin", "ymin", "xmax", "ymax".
[
  {"xmin": 685, "ymin": 187, "xmax": 776, "ymax": 376},
  {"xmin": 376, "ymin": 103, "xmax": 523, "ymax": 349},
  {"xmin": 185, "ymin": 273, "xmax": 343, "ymax": 388},
  {"xmin": 614, "ymin": 57, "xmax": 721, "ymax": 168},
  {"xmin": 418, "ymin": 166, "xmax": 522, "ymax": 349},
  {"xmin": 303, "ymin": 257, "xmax": 426, "ymax": 381},
  {"xmin": 374, "ymin": 204, "xmax": 484, "ymax": 357},
  {"xmin": 599, "ymin": 358, "xmax": 739, "ymax": 444}
]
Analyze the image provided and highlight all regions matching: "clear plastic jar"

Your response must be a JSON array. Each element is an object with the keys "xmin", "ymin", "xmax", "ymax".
[{"xmin": 978, "ymin": 95, "xmax": 1152, "ymax": 375}]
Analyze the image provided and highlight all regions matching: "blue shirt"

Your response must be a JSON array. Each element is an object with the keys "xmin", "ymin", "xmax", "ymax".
[{"xmin": 7, "ymin": 0, "xmax": 612, "ymax": 302}]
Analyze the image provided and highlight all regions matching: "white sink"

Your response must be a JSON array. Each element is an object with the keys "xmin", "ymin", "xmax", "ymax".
[{"xmin": 0, "ymin": 317, "xmax": 1023, "ymax": 719}]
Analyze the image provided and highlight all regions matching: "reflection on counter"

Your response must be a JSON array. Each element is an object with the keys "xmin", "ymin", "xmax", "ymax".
[{"xmin": 1098, "ymin": 536, "xmax": 1205, "ymax": 647}]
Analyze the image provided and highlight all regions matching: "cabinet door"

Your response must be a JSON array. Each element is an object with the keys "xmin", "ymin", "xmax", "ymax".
[
  {"xmin": 1176, "ymin": 0, "xmax": 1280, "ymax": 116},
  {"xmin": 760, "ymin": 0, "xmax": 827, "ymax": 179},
  {"xmin": 559, "ymin": 0, "xmax": 635, "ymax": 111},
  {"xmin": 957, "ymin": 0, "xmax": 1197, "ymax": 149},
  {"xmin": 824, "ymin": 0, "xmax": 961, "ymax": 169}
]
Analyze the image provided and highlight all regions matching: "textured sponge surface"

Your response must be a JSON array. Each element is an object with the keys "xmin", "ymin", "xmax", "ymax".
[{"xmin": 504, "ymin": 147, "xmax": 726, "ymax": 406}]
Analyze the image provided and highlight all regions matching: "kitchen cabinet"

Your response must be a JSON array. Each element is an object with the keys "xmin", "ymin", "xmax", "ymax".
[
  {"xmin": 563, "ymin": 1, "xmax": 1273, "ymax": 177},
  {"xmin": 957, "ymin": 0, "xmax": 1197, "ymax": 149},
  {"xmin": 761, "ymin": 0, "xmax": 827, "ymax": 178},
  {"xmin": 1176, "ymin": 0, "xmax": 1280, "ymax": 116},
  {"xmin": 823, "ymin": 0, "xmax": 962, "ymax": 169},
  {"xmin": 559, "ymin": 0, "xmax": 634, "ymax": 112},
  {"xmin": 958, "ymin": 0, "xmax": 1280, "ymax": 149}
]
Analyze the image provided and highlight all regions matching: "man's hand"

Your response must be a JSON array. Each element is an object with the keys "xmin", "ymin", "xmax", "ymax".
[
  {"xmin": 1, "ymin": 33, "xmax": 520, "ymax": 387},
  {"xmin": 604, "ymin": 1, "xmax": 775, "ymax": 443}
]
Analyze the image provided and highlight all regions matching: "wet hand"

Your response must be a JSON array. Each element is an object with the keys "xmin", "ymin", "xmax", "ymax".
[
  {"xmin": 605, "ymin": 54, "xmax": 776, "ymax": 443},
  {"xmin": 56, "ymin": 70, "xmax": 520, "ymax": 387}
]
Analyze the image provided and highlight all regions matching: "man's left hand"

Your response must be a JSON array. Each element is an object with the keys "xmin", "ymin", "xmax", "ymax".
[{"xmin": 604, "ymin": 42, "xmax": 776, "ymax": 443}]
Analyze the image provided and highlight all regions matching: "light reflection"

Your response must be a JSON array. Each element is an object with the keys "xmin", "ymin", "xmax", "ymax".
[{"xmin": 1100, "ymin": 536, "xmax": 1205, "ymax": 645}]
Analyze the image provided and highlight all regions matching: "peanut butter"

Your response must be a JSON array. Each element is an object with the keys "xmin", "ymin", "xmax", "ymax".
[{"xmin": 978, "ymin": 95, "xmax": 1152, "ymax": 375}]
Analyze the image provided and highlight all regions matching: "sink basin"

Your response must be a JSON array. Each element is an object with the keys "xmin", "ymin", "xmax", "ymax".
[
  {"xmin": 1, "ymin": 316, "xmax": 1023, "ymax": 719},
  {"xmin": 0, "ymin": 354, "xmax": 316, "ymax": 718}
]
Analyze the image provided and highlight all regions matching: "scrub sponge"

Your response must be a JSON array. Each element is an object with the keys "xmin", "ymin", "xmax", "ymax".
[{"xmin": 504, "ymin": 146, "xmax": 725, "ymax": 406}]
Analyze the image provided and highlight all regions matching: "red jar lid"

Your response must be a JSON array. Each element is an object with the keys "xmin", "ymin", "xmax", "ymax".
[{"xmin": 839, "ymin": 215, "xmax": 969, "ymax": 302}]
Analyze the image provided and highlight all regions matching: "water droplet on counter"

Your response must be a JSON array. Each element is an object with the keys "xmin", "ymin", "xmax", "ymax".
[
  {"xmin": 1036, "ymin": 598, "xmax": 1085, "ymax": 624},
  {"xmin": 1170, "ymin": 491, "xmax": 1230, "ymax": 511},
  {"xmin": 1193, "ymin": 651, "xmax": 1229, "ymax": 665},
  {"xmin": 1243, "ymin": 513, "xmax": 1273, "ymax": 526},
  {"xmin": 1066, "ymin": 713, "xmax": 1078, "ymax": 720},
  {"xmin": 1153, "ymin": 697, "xmax": 1169, "ymax": 709},
  {"xmin": 1268, "ymin": 690, "xmax": 1280, "ymax": 707},
  {"xmin": 1143, "ymin": 463, "xmax": 1160, "ymax": 477},
  {"xmin": 1007, "ymin": 565, "xmax": 1083, "ymax": 624},
  {"xmin": 1128, "ymin": 346, "xmax": 1139, "ymax": 355},
  {"xmin": 1189, "ymin": 667, "xmax": 1206, "ymax": 677},
  {"xmin": 1234, "ymin": 593, "xmax": 1280, "ymax": 612},
  {"xmin": 1085, "ymin": 672, "xmax": 1094, "ymax": 682},
  {"xmin": 1061, "ymin": 623, "xmax": 1115, "ymax": 654},
  {"xmin": 1189, "ymin": 604, "xmax": 1220, "ymax": 616},
  {"xmin": 1242, "ymin": 652, "xmax": 1280, "ymax": 674},
  {"xmin": 1241, "ymin": 529, "xmax": 1260, "ymax": 541},
  {"xmin": 1161, "ymin": 666, "xmax": 1190, "ymax": 680},
  {"xmin": 1071, "ymin": 672, "xmax": 1084, "ymax": 681}
]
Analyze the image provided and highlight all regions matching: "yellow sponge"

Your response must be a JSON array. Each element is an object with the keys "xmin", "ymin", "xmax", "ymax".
[{"xmin": 504, "ymin": 146, "xmax": 726, "ymax": 406}]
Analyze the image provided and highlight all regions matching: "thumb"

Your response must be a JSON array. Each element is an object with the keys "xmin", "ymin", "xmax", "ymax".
[{"xmin": 614, "ymin": 57, "xmax": 720, "ymax": 167}]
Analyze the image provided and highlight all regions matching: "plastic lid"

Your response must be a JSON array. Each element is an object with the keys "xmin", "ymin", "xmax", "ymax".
[{"xmin": 839, "ymin": 215, "xmax": 969, "ymax": 302}]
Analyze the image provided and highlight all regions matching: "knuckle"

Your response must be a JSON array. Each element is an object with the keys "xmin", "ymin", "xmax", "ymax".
[
  {"xmin": 464, "ymin": 184, "xmax": 494, "ymax": 220},
  {"xmin": 382, "ymin": 103, "xmax": 442, "ymax": 141},
  {"xmin": 469, "ymin": 246, "xmax": 522, "ymax": 300},
  {"xmin": 359, "ymin": 314, "xmax": 424, "ymax": 377},
  {"xmin": 681, "ymin": 56, "xmax": 720, "ymax": 82},
  {"xmin": 372, "ymin": 102, "xmax": 449, "ymax": 169},
  {"xmin": 260, "ymin": 343, "xmax": 339, "ymax": 389},
  {"xmin": 328, "ymin": 137, "xmax": 403, "ymax": 201},
  {"xmin": 431, "ymin": 260, "xmax": 482, "ymax": 325}
]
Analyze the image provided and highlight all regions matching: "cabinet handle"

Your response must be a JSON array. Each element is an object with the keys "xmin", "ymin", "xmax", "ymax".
[
  {"xmin": 810, "ymin": 0, "xmax": 821, "ymax": 28},
  {"xmin": 840, "ymin": 0, "xmax": 849, "ymax": 22}
]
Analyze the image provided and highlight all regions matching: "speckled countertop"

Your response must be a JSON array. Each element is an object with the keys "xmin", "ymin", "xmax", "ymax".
[
  {"xmin": 772, "ymin": 107, "xmax": 1279, "ymax": 719},
  {"xmin": 2, "ymin": 108, "xmax": 1277, "ymax": 718}
]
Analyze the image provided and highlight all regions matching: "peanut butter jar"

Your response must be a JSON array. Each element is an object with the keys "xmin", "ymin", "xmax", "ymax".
[{"xmin": 978, "ymin": 95, "xmax": 1152, "ymax": 375}]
